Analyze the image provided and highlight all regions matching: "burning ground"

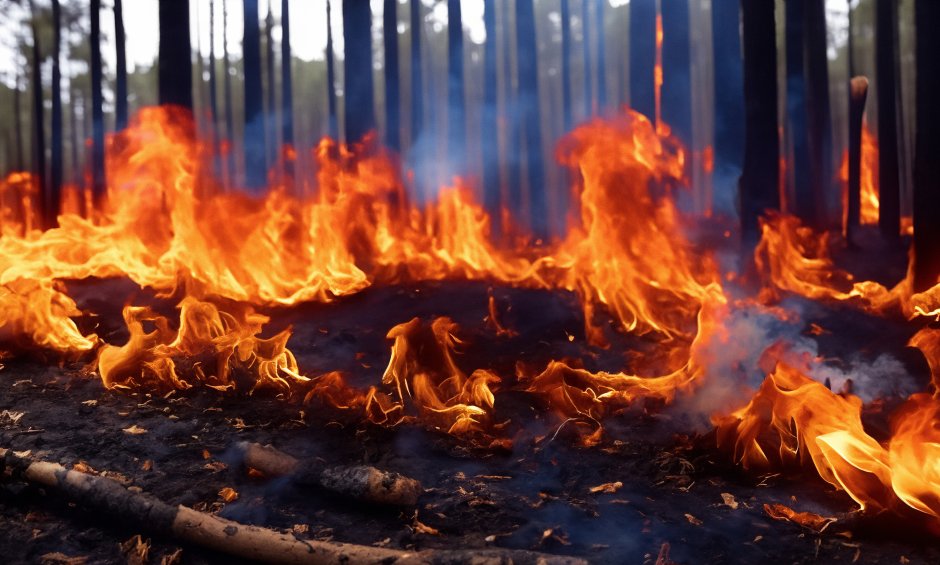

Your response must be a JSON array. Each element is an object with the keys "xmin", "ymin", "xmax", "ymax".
[{"xmin": 1, "ymin": 107, "xmax": 939, "ymax": 563}]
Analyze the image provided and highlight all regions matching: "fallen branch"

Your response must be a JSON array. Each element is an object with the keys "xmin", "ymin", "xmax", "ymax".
[
  {"xmin": 237, "ymin": 442, "xmax": 423, "ymax": 507},
  {"xmin": 0, "ymin": 447, "xmax": 584, "ymax": 565}
]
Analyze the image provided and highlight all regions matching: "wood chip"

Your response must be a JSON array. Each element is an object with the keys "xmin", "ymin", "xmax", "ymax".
[
  {"xmin": 684, "ymin": 513, "xmax": 703, "ymax": 526},
  {"xmin": 589, "ymin": 481, "xmax": 623, "ymax": 494},
  {"xmin": 122, "ymin": 425, "xmax": 148, "ymax": 435},
  {"xmin": 763, "ymin": 503, "xmax": 836, "ymax": 533},
  {"xmin": 720, "ymin": 492, "xmax": 739, "ymax": 509}
]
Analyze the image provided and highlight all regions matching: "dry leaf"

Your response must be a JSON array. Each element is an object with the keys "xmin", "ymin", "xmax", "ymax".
[
  {"xmin": 120, "ymin": 535, "xmax": 150, "ymax": 565},
  {"xmin": 589, "ymin": 481, "xmax": 623, "ymax": 494},
  {"xmin": 218, "ymin": 487, "xmax": 239, "ymax": 503},
  {"xmin": 720, "ymin": 492, "xmax": 739, "ymax": 509},
  {"xmin": 0, "ymin": 410, "xmax": 25, "ymax": 425},
  {"xmin": 763, "ymin": 503, "xmax": 836, "ymax": 532},
  {"xmin": 72, "ymin": 461, "xmax": 98, "ymax": 475},
  {"xmin": 684, "ymin": 513, "xmax": 703, "ymax": 526},
  {"xmin": 413, "ymin": 519, "xmax": 440, "ymax": 536},
  {"xmin": 123, "ymin": 425, "xmax": 148, "ymax": 435}
]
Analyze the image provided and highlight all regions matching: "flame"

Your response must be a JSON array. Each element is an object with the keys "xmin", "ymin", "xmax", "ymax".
[{"xmin": 838, "ymin": 123, "xmax": 880, "ymax": 225}]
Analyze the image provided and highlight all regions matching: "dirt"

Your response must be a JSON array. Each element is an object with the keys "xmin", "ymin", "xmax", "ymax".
[{"xmin": 1, "ymin": 273, "xmax": 939, "ymax": 564}]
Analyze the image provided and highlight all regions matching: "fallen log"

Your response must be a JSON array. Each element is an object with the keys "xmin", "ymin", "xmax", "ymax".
[
  {"xmin": 237, "ymin": 441, "xmax": 423, "ymax": 507},
  {"xmin": 0, "ymin": 447, "xmax": 584, "ymax": 565}
]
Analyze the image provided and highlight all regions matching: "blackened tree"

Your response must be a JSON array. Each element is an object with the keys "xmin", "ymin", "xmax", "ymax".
[
  {"xmin": 481, "ymin": 0, "xmax": 499, "ymax": 232},
  {"xmin": 661, "ymin": 0, "xmax": 691, "ymax": 145},
  {"xmin": 49, "ymin": 0, "xmax": 63, "ymax": 226},
  {"xmin": 384, "ymin": 0, "xmax": 400, "ymax": 151},
  {"xmin": 711, "ymin": 0, "xmax": 744, "ymax": 178},
  {"xmin": 342, "ymin": 0, "xmax": 374, "ymax": 143},
  {"xmin": 326, "ymin": 0, "xmax": 338, "ymax": 139},
  {"xmin": 114, "ymin": 0, "xmax": 128, "ymax": 130},
  {"xmin": 876, "ymin": 0, "xmax": 901, "ymax": 239},
  {"xmin": 560, "ymin": 0, "xmax": 572, "ymax": 130},
  {"xmin": 91, "ymin": 0, "xmax": 106, "ymax": 203},
  {"xmin": 281, "ymin": 0, "xmax": 293, "ymax": 148},
  {"xmin": 629, "ymin": 0, "xmax": 656, "ymax": 123},
  {"xmin": 409, "ymin": 0, "xmax": 422, "ymax": 145},
  {"xmin": 516, "ymin": 0, "xmax": 546, "ymax": 237},
  {"xmin": 243, "ymin": 0, "xmax": 268, "ymax": 188},
  {"xmin": 594, "ymin": 0, "xmax": 606, "ymax": 110},
  {"xmin": 158, "ymin": 0, "xmax": 193, "ymax": 109},
  {"xmin": 447, "ymin": 0, "xmax": 464, "ymax": 168}
]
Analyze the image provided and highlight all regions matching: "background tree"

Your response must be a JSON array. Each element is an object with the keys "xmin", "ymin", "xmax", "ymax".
[
  {"xmin": 581, "ymin": 0, "xmax": 592, "ymax": 117},
  {"xmin": 595, "ymin": 0, "xmax": 606, "ymax": 111},
  {"xmin": 913, "ymin": 0, "xmax": 940, "ymax": 291},
  {"xmin": 208, "ymin": 0, "xmax": 219, "ymax": 167},
  {"xmin": 342, "ymin": 0, "xmax": 374, "ymax": 144},
  {"xmin": 447, "ymin": 0, "xmax": 464, "ymax": 169},
  {"xmin": 49, "ymin": 0, "xmax": 63, "ymax": 226},
  {"xmin": 560, "ymin": 0, "xmax": 572, "ymax": 130},
  {"xmin": 114, "ymin": 0, "xmax": 128, "ymax": 131},
  {"xmin": 516, "ymin": 0, "xmax": 545, "ymax": 236},
  {"xmin": 264, "ymin": 1, "xmax": 276, "ymax": 168},
  {"xmin": 629, "ymin": 0, "xmax": 656, "ymax": 123},
  {"xmin": 481, "ymin": 0, "xmax": 499, "ymax": 232},
  {"xmin": 804, "ymin": 0, "xmax": 833, "ymax": 227},
  {"xmin": 281, "ymin": 0, "xmax": 293, "ymax": 149},
  {"xmin": 223, "ymin": 0, "xmax": 236, "ymax": 182},
  {"xmin": 784, "ymin": 0, "xmax": 811, "ymax": 221},
  {"xmin": 384, "ymin": 0, "xmax": 400, "ymax": 152},
  {"xmin": 876, "ymin": 0, "xmax": 901, "ymax": 239},
  {"xmin": 711, "ymin": 0, "xmax": 744, "ymax": 185},
  {"xmin": 409, "ymin": 0, "xmax": 422, "ymax": 147},
  {"xmin": 661, "ymin": 0, "xmax": 691, "ymax": 146},
  {"xmin": 243, "ymin": 0, "xmax": 267, "ymax": 188},
  {"xmin": 325, "ymin": 0, "xmax": 338, "ymax": 140},
  {"xmin": 158, "ymin": 0, "xmax": 193, "ymax": 109}
]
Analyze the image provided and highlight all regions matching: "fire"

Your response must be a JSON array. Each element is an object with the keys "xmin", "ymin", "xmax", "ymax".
[{"xmin": 838, "ymin": 123, "xmax": 880, "ymax": 225}]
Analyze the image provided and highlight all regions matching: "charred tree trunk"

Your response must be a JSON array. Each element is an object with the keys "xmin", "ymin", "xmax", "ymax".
[
  {"xmin": 739, "ymin": 0, "xmax": 780, "ymax": 244},
  {"xmin": 711, "ymin": 0, "xmax": 744, "ymax": 177},
  {"xmin": 326, "ymin": 0, "xmax": 339, "ymax": 140},
  {"xmin": 158, "ymin": 0, "xmax": 194, "ymax": 110},
  {"xmin": 581, "ymin": 0, "xmax": 592, "ymax": 117},
  {"xmin": 243, "ymin": 0, "xmax": 268, "ymax": 189},
  {"xmin": 846, "ymin": 77, "xmax": 869, "ymax": 242},
  {"xmin": 27, "ymin": 0, "xmax": 46, "ymax": 224},
  {"xmin": 223, "ymin": 0, "xmax": 236, "ymax": 183},
  {"xmin": 69, "ymin": 87, "xmax": 81, "ymax": 188},
  {"xmin": 114, "ymin": 0, "xmax": 128, "ymax": 131},
  {"xmin": 560, "ymin": 0, "xmax": 572, "ymax": 130},
  {"xmin": 482, "ymin": 0, "xmax": 500, "ymax": 233},
  {"xmin": 594, "ymin": 0, "xmax": 606, "ymax": 111},
  {"xmin": 383, "ymin": 0, "xmax": 400, "ymax": 152},
  {"xmin": 503, "ymin": 0, "xmax": 521, "ymax": 218},
  {"xmin": 913, "ymin": 0, "xmax": 940, "ymax": 292},
  {"xmin": 447, "ymin": 0, "xmax": 465, "ymax": 169},
  {"xmin": 342, "ymin": 0, "xmax": 374, "ymax": 144},
  {"xmin": 409, "ymin": 0, "xmax": 422, "ymax": 146},
  {"xmin": 629, "ymin": 0, "xmax": 656, "ymax": 123},
  {"xmin": 265, "ymin": 3, "xmax": 276, "ymax": 169},
  {"xmin": 208, "ymin": 0, "xmax": 220, "ymax": 172},
  {"xmin": 516, "ymin": 0, "xmax": 546, "ymax": 237},
  {"xmin": 281, "ymin": 0, "xmax": 293, "ymax": 149},
  {"xmin": 803, "ymin": 0, "xmax": 833, "ymax": 228},
  {"xmin": 14, "ymin": 70, "xmax": 24, "ymax": 172},
  {"xmin": 785, "ymin": 0, "xmax": 811, "ymax": 220},
  {"xmin": 91, "ymin": 0, "xmax": 107, "ymax": 205},
  {"xmin": 49, "ymin": 0, "xmax": 63, "ymax": 227},
  {"xmin": 876, "ymin": 0, "xmax": 901, "ymax": 239},
  {"xmin": 661, "ymin": 0, "xmax": 692, "ymax": 146}
]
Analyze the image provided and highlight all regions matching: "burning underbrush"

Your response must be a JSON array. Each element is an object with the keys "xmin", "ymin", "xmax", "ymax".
[{"xmin": 1, "ymin": 105, "xmax": 940, "ymax": 547}]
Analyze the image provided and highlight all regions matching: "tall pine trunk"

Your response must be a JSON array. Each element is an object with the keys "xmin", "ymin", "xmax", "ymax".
[
  {"xmin": 90, "ymin": 0, "xmax": 106, "ymax": 204},
  {"xmin": 326, "ymin": 0, "xmax": 339, "ymax": 140},
  {"xmin": 281, "ymin": 0, "xmax": 293, "ymax": 148},
  {"xmin": 594, "ymin": 0, "xmax": 606, "ymax": 111},
  {"xmin": 384, "ymin": 0, "xmax": 400, "ymax": 151},
  {"xmin": 912, "ymin": 0, "xmax": 940, "ymax": 292},
  {"xmin": 661, "ymin": 0, "xmax": 691, "ymax": 145},
  {"xmin": 560, "ymin": 0, "xmax": 572, "ymax": 130},
  {"xmin": 243, "ymin": 0, "xmax": 268, "ymax": 188},
  {"xmin": 28, "ymin": 0, "xmax": 46, "ymax": 224},
  {"xmin": 876, "ymin": 0, "xmax": 901, "ymax": 239},
  {"xmin": 516, "ymin": 0, "xmax": 546, "ymax": 237},
  {"xmin": 208, "ymin": 0, "xmax": 220, "ymax": 174},
  {"xmin": 342, "ymin": 1, "xmax": 374, "ymax": 144},
  {"xmin": 409, "ymin": 0, "xmax": 422, "ymax": 147},
  {"xmin": 803, "ymin": 0, "xmax": 833, "ymax": 228},
  {"xmin": 158, "ymin": 0, "xmax": 194, "ymax": 109},
  {"xmin": 49, "ymin": 0, "xmax": 63, "ymax": 227},
  {"xmin": 223, "ymin": 0, "xmax": 236, "ymax": 183},
  {"xmin": 264, "ymin": 4, "xmax": 276, "ymax": 169},
  {"xmin": 114, "ymin": 0, "xmax": 128, "ymax": 131},
  {"xmin": 14, "ymin": 70, "xmax": 24, "ymax": 172},
  {"xmin": 447, "ymin": 0, "xmax": 464, "ymax": 169},
  {"xmin": 69, "ymin": 87, "xmax": 81, "ymax": 188},
  {"xmin": 785, "ymin": 0, "xmax": 811, "ymax": 220},
  {"xmin": 739, "ymin": 0, "xmax": 780, "ymax": 244},
  {"xmin": 629, "ymin": 0, "xmax": 656, "ymax": 123},
  {"xmin": 581, "ymin": 0, "xmax": 592, "ymax": 117},
  {"xmin": 482, "ymin": 0, "xmax": 500, "ymax": 233},
  {"xmin": 711, "ymin": 0, "xmax": 744, "ymax": 178}
]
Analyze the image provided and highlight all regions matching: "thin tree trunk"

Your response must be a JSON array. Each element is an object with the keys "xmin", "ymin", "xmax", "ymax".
[
  {"xmin": 739, "ymin": 0, "xmax": 780, "ymax": 244},
  {"xmin": 482, "ymin": 0, "xmax": 500, "ymax": 232},
  {"xmin": 803, "ymin": 0, "xmax": 833, "ymax": 228},
  {"xmin": 503, "ymin": 0, "xmax": 521, "ymax": 219},
  {"xmin": 69, "ymin": 87, "xmax": 81, "ymax": 188},
  {"xmin": 409, "ymin": 0, "xmax": 422, "ymax": 146},
  {"xmin": 114, "ymin": 0, "xmax": 128, "ymax": 130},
  {"xmin": 158, "ymin": 0, "xmax": 194, "ymax": 109},
  {"xmin": 711, "ymin": 0, "xmax": 744, "ymax": 177},
  {"xmin": 209, "ymin": 0, "xmax": 220, "ymax": 174},
  {"xmin": 223, "ymin": 0, "xmax": 236, "ymax": 184},
  {"xmin": 846, "ymin": 77, "xmax": 869, "ymax": 241},
  {"xmin": 629, "ymin": 0, "xmax": 656, "ymax": 123},
  {"xmin": 447, "ymin": 0, "xmax": 464, "ymax": 168},
  {"xmin": 91, "ymin": 0, "xmax": 106, "ymax": 205},
  {"xmin": 264, "ymin": 2, "xmax": 276, "ymax": 169},
  {"xmin": 785, "ymin": 0, "xmax": 811, "ymax": 220},
  {"xmin": 13, "ymin": 69, "xmax": 24, "ymax": 172},
  {"xmin": 27, "ymin": 0, "xmax": 47, "ymax": 226},
  {"xmin": 384, "ymin": 0, "xmax": 400, "ymax": 152},
  {"xmin": 876, "ymin": 0, "xmax": 901, "ymax": 239},
  {"xmin": 560, "ymin": 0, "xmax": 572, "ymax": 130},
  {"xmin": 516, "ymin": 0, "xmax": 546, "ymax": 237},
  {"xmin": 49, "ymin": 0, "xmax": 63, "ymax": 227},
  {"xmin": 243, "ymin": 0, "xmax": 268, "ymax": 188},
  {"xmin": 581, "ymin": 0, "xmax": 592, "ymax": 117},
  {"xmin": 594, "ymin": 0, "xmax": 606, "ymax": 111},
  {"xmin": 326, "ymin": 0, "xmax": 339, "ymax": 140},
  {"xmin": 281, "ymin": 0, "xmax": 293, "ymax": 148},
  {"xmin": 912, "ymin": 0, "xmax": 940, "ymax": 292},
  {"xmin": 661, "ymin": 0, "xmax": 692, "ymax": 145},
  {"xmin": 342, "ymin": 0, "xmax": 374, "ymax": 144}
]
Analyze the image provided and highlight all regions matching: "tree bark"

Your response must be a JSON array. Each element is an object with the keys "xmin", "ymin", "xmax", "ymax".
[
  {"xmin": 158, "ymin": 0, "xmax": 194, "ymax": 110},
  {"xmin": 409, "ymin": 0, "xmax": 422, "ymax": 147},
  {"xmin": 516, "ymin": 0, "xmax": 546, "ymax": 238},
  {"xmin": 208, "ymin": 0, "xmax": 220, "ymax": 176},
  {"xmin": 661, "ymin": 0, "xmax": 692, "ymax": 145},
  {"xmin": 803, "ymin": 0, "xmax": 833, "ymax": 228},
  {"xmin": 223, "ymin": 0, "xmax": 236, "ymax": 184},
  {"xmin": 68, "ymin": 87, "xmax": 81, "ymax": 190},
  {"xmin": 281, "ymin": 0, "xmax": 293, "ymax": 149},
  {"xmin": 384, "ymin": 0, "xmax": 401, "ymax": 152},
  {"xmin": 482, "ymin": 0, "xmax": 500, "ymax": 234},
  {"xmin": 27, "ymin": 0, "xmax": 47, "ymax": 225},
  {"xmin": 876, "ymin": 0, "xmax": 901, "ymax": 239},
  {"xmin": 711, "ymin": 0, "xmax": 744, "ymax": 176},
  {"xmin": 913, "ymin": 0, "xmax": 940, "ymax": 292},
  {"xmin": 13, "ymin": 69, "xmax": 24, "ymax": 172},
  {"xmin": 243, "ymin": 0, "xmax": 268, "ymax": 188},
  {"xmin": 785, "ymin": 0, "xmax": 812, "ymax": 221},
  {"xmin": 560, "ymin": 0, "xmax": 572, "ymax": 130},
  {"xmin": 91, "ymin": 0, "xmax": 107, "ymax": 206},
  {"xmin": 49, "ymin": 0, "xmax": 63, "ymax": 227},
  {"xmin": 447, "ymin": 0, "xmax": 465, "ymax": 169},
  {"xmin": 326, "ymin": 0, "xmax": 339, "ymax": 140},
  {"xmin": 342, "ymin": 0, "xmax": 374, "ymax": 144},
  {"xmin": 581, "ymin": 0, "xmax": 592, "ymax": 117},
  {"xmin": 264, "ymin": 3, "xmax": 277, "ymax": 169},
  {"xmin": 846, "ymin": 76, "xmax": 869, "ymax": 242},
  {"xmin": 594, "ymin": 0, "xmax": 606, "ymax": 111},
  {"xmin": 114, "ymin": 0, "xmax": 128, "ymax": 131},
  {"xmin": 629, "ymin": 0, "xmax": 656, "ymax": 123},
  {"xmin": 739, "ymin": 0, "xmax": 780, "ymax": 244}
]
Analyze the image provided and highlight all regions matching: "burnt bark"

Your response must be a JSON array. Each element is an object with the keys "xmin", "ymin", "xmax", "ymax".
[
  {"xmin": 560, "ymin": 0, "xmax": 572, "ymax": 130},
  {"xmin": 803, "ymin": 0, "xmax": 833, "ymax": 228},
  {"xmin": 384, "ymin": 0, "xmax": 400, "ymax": 151},
  {"xmin": 409, "ymin": 0, "xmax": 422, "ymax": 146},
  {"xmin": 158, "ymin": 0, "xmax": 193, "ymax": 110},
  {"xmin": 739, "ymin": 0, "xmax": 780, "ymax": 243},
  {"xmin": 281, "ymin": 0, "xmax": 293, "ymax": 149},
  {"xmin": 243, "ymin": 0, "xmax": 268, "ymax": 188},
  {"xmin": 581, "ymin": 0, "xmax": 592, "ymax": 117},
  {"xmin": 661, "ymin": 0, "xmax": 692, "ymax": 145},
  {"xmin": 913, "ymin": 0, "xmax": 940, "ymax": 292},
  {"xmin": 342, "ymin": 0, "xmax": 374, "ymax": 144},
  {"xmin": 594, "ymin": 0, "xmax": 606, "ymax": 111},
  {"xmin": 91, "ymin": 0, "xmax": 106, "ymax": 204},
  {"xmin": 49, "ymin": 0, "xmax": 63, "ymax": 227},
  {"xmin": 785, "ymin": 0, "xmax": 812, "ymax": 221},
  {"xmin": 482, "ymin": 0, "xmax": 500, "ymax": 233},
  {"xmin": 114, "ymin": 0, "xmax": 128, "ymax": 131},
  {"xmin": 846, "ymin": 77, "xmax": 869, "ymax": 242},
  {"xmin": 447, "ymin": 0, "xmax": 465, "ymax": 168},
  {"xmin": 516, "ymin": 0, "xmax": 546, "ymax": 237},
  {"xmin": 629, "ymin": 0, "xmax": 656, "ymax": 123},
  {"xmin": 876, "ymin": 0, "xmax": 901, "ymax": 239},
  {"xmin": 264, "ymin": 3, "xmax": 276, "ymax": 168},
  {"xmin": 711, "ymin": 0, "xmax": 744, "ymax": 175},
  {"xmin": 208, "ymin": 0, "xmax": 220, "ymax": 172},
  {"xmin": 223, "ymin": 0, "xmax": 236, "ymax": 183},
  {"xmin": 27, "ymin": 0, "xmax": 46, "ymax": 223},
  {"xmin": 326, "ymin": 0, "xmax": 339, "ymax": 140}
]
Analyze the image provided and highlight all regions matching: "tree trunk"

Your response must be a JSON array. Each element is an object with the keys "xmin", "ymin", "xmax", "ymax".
[
  {"xmin": 13, "ymin": 70, "xmax": 24, "ymax": 172},
  {"xmin": 342, "ymin": 0, "xmax": 375, "ymax": 144},
  {"xmin": 594, "ymin": 0, "xmax": 606, "ymax": 111},
  {"xmin": 209, "ymin": 0, "xmax": 220, "ymax": 174},
  {"xmin": 876, "ymin": 0, "xmax": 901, "ymax": 239},
  {"xmin": 243, "ymin": 0, "xmax": 268, "ymax": 189},
  {"xmin": 326, "ymin": 0, "xmax": 339, "ymax": 140},
  {"xmin": 482, "ymin": 0, "xmax": 500, "ymax": 232},
  {"xmin": 265, "ymin": 2, "xmax": 277, "ymax": 170},
  {"xmin": 629, "ymin": 0, "xmax": 656, "ymax": 123},
  {"xmin": 739, "ymin": 0, "xmax": 780, "ymax": 244},
  {"xmin": 91, "ymin": 0, "xmax": 106, "ymax": 205},
  {"xmin": 158, "ymin": 0, "xmax": 194, "ymax": 110},
  {"xmin": 114, "ymin": 0, "xmax": 128, "ymax": 131},
  {"xmin": 581, "ymin": 0, "xmax": 592, "ymax": 117},
  {"xmin": 785, "ymin": 0, "xmax": 811, "ymax": 221},
  {"xmin": 560, "ymin": 0, "xmax": 572, "ymax": 130},
  {"xmin": 409, "ymin": 0, "xmax": 422, "ymax": 147},
  {"xmin": 49, "ymin": 0, "xmax": 63, "ymax": 227},
  {"xmin": 69, "ymin": 87, "xmax": 81, "ymax": 189},
  {"xmin": 912, "ymin": 0, "xmax": 940, "ymax": 292},
  {"xmin": 803, "ymin": 0, "xmax": 833, "ymax": 228},
  {"xmin": 27, "ymin": 0, "xmax": 47, "ymax": 226},
  {"xmin": 447, "ymin": 0, "xmax": 465, "ymax": 170},
  {"xmin": 711, "ymin": 0, "xmax": 744, "ymax": 177},
  {"xmin": 503, "ymin": 0, "xmax": 521, "ymax": 219},
  {"xmin": 846, "ymin": 77, "xmax": 869, "ymax": 242},
  {"xmin": 223, "ymin": 0, "xmax": 236, "ymax": 184},
  {"xmin": 661, "ymin": 0, "xmax": 691, "ymax": 146},
  {"xmin": 281, "ymin": 0, "xmax": 293, "ymax": 148},
  {"xmin": 516, "ymin": 0, "xmax": 546, "ymax": 237},
  {"xmin": 384, "ymin": 0, "xmax": 400, "ymax": 152}
]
